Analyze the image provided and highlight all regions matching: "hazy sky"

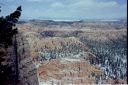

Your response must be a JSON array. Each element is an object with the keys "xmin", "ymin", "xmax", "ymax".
[{"xmin": 0, "ymin": 0, "xmax": 127, "ymax": 20}]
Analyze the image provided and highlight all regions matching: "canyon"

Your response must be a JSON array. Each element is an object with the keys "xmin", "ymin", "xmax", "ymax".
[{"xmin": 16, "ymin": 20, "xmax": 127, "ymax": 85}]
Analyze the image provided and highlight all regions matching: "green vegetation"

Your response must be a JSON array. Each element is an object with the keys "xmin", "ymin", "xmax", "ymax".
[
  {"xmin": 80, "ymin": 36, "xmax": 127, "ymax": 80},
  {"xmin": 0, "ymin": 6, "xmax": 22, "ymax": 85}
]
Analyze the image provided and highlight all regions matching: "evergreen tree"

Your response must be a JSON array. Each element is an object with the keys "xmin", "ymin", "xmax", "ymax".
[
  {"xmin": 0, "ymin": 6, "xmax": 22, "ymax": 47},
  {"xmin": 0, "ymin": 6, "xmax": 22, "ymax": 85}
]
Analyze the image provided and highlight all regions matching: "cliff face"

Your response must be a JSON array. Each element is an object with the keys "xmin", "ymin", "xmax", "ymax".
[
  {"xmin": 16, "ymin": 20, "xmax": 127, "ymax": 85},
  {"xmin": 17, "ymin": 32, "xmax": 39, "ymax": 85}
]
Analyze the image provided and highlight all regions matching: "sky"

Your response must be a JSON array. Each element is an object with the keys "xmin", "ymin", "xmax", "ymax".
[{"xmin": 0, "ymin": 0, "xmax": 127, "ymax": 21}]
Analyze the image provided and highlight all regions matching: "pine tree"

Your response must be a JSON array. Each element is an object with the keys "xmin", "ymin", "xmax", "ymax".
[
  {"xmin": 0, "ymin": 6, "xmax": 22, "ymax": 47},
  {"xmin": 0, "ymin": 6, "xmax": 22, "ymax": 85}
]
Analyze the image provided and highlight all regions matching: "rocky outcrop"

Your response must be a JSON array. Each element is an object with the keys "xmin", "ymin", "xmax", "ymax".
[
  {"xmin": 17, "ymin": 31, "xmax": 39, "ymax": 85},
  {"xmin": 38, "ymin": 59, "xmax": 102, "ymax": 84}
]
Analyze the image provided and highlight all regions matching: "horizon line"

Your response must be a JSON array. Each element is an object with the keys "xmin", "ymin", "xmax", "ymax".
[{"xmin": 19, "ymin": 18, "xmax": 127, "ymax": 22}]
